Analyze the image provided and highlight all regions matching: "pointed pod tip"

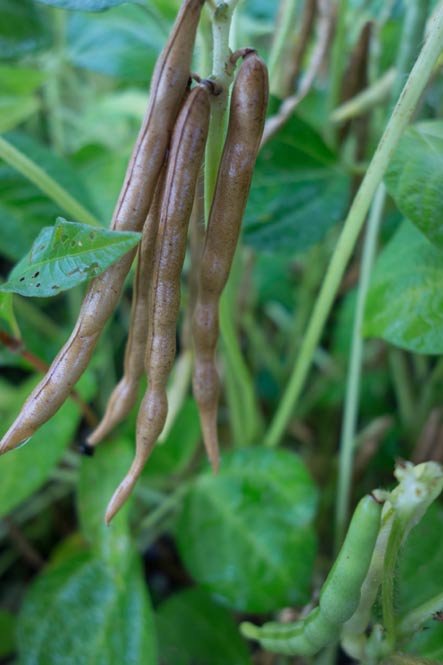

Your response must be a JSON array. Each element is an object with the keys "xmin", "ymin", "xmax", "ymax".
[{"xmin": 240, "ymin": 622, "xmax": 260, "ymax": 641}]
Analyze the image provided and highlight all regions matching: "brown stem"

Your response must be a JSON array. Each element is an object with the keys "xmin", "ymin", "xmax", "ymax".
[
  {"xmin": 2, "ymin": 516, "xmax": 45, "ymax": 570},
  {"xmin": 0, "ymin": 329, "xmax": 98, "ymax": 428}
]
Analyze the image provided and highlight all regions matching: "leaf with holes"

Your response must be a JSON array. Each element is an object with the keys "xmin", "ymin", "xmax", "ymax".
[{"xmin": 0, "ymin": 218, "xmax": 141, "ymax": 297}]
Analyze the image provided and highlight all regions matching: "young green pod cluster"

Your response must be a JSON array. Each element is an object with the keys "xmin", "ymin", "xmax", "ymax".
[
  {"xmin": 0, "ymin": 0, "xmax": 206, "ymax": 455},
  {"xmin": 105, "ymin": 84, "xmax": 211, "ymax": 524},
  {"xmin": 241, "ymin": 495, "xmax": 382, "ymax": 656},
  {"xmin": 192, "ymin": 52, "xmax": 268, "ymax": 470}
]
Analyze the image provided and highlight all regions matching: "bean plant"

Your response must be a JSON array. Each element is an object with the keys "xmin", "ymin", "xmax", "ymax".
[{"xmin": 1, "ymin": 1, "xmax": 443, "ymax": 664}]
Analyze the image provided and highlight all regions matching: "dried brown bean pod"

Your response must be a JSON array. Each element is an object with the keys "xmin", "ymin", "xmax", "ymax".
[
  {"xmin": 105, "ymin": 84, "xmax": 211, "ymax": 524},
  {"xmin": 87, "ymin": 169, "xmax": 167, "ymax": 447},
  {"xmin": 0, "ymin": 0, "xmax": 205, "ymax": 454},
  {"xmin": 192, "ymin": 52, "xmax": 268, "ymax": 470}
]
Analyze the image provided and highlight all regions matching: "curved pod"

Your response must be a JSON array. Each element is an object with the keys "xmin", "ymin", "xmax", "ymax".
[
  {"xmin": 192, "ymin": 52, "xmax": 269, "ymax": 469},
  {"xmin": 105, "ymin": 84, "xmax": 211, "ymax": 524},
  {"xmin": 0, "ymin": 0, "xmax": 206, "ymax": 454}
]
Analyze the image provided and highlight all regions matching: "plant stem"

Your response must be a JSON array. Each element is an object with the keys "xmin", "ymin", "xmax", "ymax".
[
  {"xmin": 0, "ymin": 136, "xmax": 101, "ymax": 227},
  {"xmin": 328, "ymin": 0, "xmax": 349, "ymax": 127},
  {"xmin": 268, "ymin": 0, "xmax": 299, "ymax": 97},
  {"xmin": 335, "ymin": 185, "xmax": 386, "ymax": 549},
  {"xmin": 264, "ymin": 2, "xmax": 443, "ymax": 448},
  {"xmin": 389, "ymin": 349, "xmax": 415, "ymax": 433},
  {"xmin": 382, "ymin": 516, "xmax": 403, "ymax": 648}
]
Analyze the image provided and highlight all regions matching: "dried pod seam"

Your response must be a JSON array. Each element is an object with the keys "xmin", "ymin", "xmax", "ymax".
[
  {"xmin": 105, "ymin": 83, "xmax": 211, "ymax": 524},
  {"xmin": 0, "ymin": 0, "xmax": 206, "ymax": 454},
  {"xmin": 192, "ymin": 52, "xmax": 269, "ymax": 470}
]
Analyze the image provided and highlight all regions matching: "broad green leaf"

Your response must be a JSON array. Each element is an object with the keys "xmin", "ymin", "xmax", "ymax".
[
  {"xmin": 0, "ymin": 372, "xmax": 95, "ymax": 517},
  {"xmin": 36, "ymin": 0, "xmax": 138, "ymax": 9},
  {"xmin": 244, "ymin": 114, "xmax": 349, "ymax": 254},
  {"xmin": 17, "ymin": 552, "xmax": 158, "ymax": 665},
  {"xmin": 1, "ymin": 219, "xmax": 140, "ymax": 297},
  {"xmin": 176, "ymin": 447, "xmax": 318, "ymax": 613},
  {"xmin": 0, "ymin": 610, "xmax": 15, "ymax": 658},
  {"xmin": 0, "ymin": 65, "xmax": 46, "ymax": 95},
  {"xmin": 0, "ymin": 97, "xmax": 39, "ymax": 134},
  {"xmin": 143, "ymin": 398, "xmax": 201, "ymax": 480},
  {"xmin": 363, "ymin": 220, "xmax": 443, "ymax": 354},
  {"xmin": 157, "ymin": 588, "xmax": 252, "ymax": 665},
  {"xmin": 0, "ymin": 0, "xmax": 50, "ymax": 59},
  {"xmin": 384, "ymin": 122, "xmax": 443, "ymax": 249},
  {"xmin": 66, "ymin": 4, "xmax": 165, "ymax": 82},
  {"xmin": 77, "ymin": 437, "xmax": 133, "ymax": 565},
  {"xmin": 398, "ymin": 503, "xmax": 443, "ymax": 659}
]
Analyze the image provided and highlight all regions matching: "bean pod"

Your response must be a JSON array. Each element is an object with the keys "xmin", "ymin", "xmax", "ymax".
[
  {"xmin": 105, "ymin": 83, "xmax": 211, "ymax": 524},
  {"xmin": 241, "ymin": 495, "xmax": 382, "ymax": 656},
  {"xmin": 0, "ymin": 0, "xmax": 205, "ymax": 454},
  {"xmin": 192, "ymin": 52, "xmax": 268, "ymax": 470},
  {"xmin": 87, "ymin": 169, "xmax": 167, "ymax": 446}
]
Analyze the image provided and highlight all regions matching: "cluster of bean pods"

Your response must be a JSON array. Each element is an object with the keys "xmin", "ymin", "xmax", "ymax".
[{"xmin": 0, "ymin": 0, "xmax": 269, "ymax": 524}]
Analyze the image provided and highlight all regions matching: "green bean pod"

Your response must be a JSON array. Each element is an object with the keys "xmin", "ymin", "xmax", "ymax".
[
  {"xmin": 241, "ymin": 495, "xmax": 382, "ymax": 656},
  {"xmin": 192, "ymin": 52, "xmax": 268, "ymax": 470},
  {"xmin": 0, "ymin": 0, "xmax": 205, "ymax": 455},
  {"xmin": 86, "ymin": 169, "xmax": 167, "ymax": 447},
  {"xmin": 105, "ymin": 83, "xmax": 211, "ymax": 524}
]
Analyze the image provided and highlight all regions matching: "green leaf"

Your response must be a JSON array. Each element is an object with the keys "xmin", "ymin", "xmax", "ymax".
[
  {"xmin": 66, "ymin": 4, "xmax": 165, "ymax": 82},
  {"xmin": 0, "ymin": 372, "xmax": 95, "ymax": 517},
  {"xmin": 176, "ymin": 447, "xmax": 318, "ymax": 613},
  {"xmin": 0, "ymin": 97, "xmax": 39, "ymax": 134},
  {"xmin": 157, "ymin": 588, "xmax": 252, "ymax": 665},
  {"xmin": 397, "ymin": 503, "xmax": 443, "ymax": 614},
  {"xmin": 363, "ymin": 220, "xmax": 443, "ymax": 354},
  {"xmin": 398, "ymin": 503, "xmax": 443, "ymax": 659},
  {"xmin": 0, "ymin": 65, "xmax": 46, "ymax": 95},
  {"xmin": 384, "ymin": 122, "xmax": 443, "ymax": 249},
  {"xmin": 0, "ymin": 0, "xmax": 50, "ymax": 59},
  {"xmin": 143, "ymin": 398, "xmax": 201, "ymax": 481},
  {"xmin": 244, "ymin": 114, "xmax": 350, "ymax": 254},
  {"xmin": 0, "ymin": 610, "xmax": 15, "ymax": 658},
  {"xmin": 77, "ymin": 437, "xmax": 133, "ymax": 565},
  {"xmin": 1, "ymin": 219, "xmax": 140, "ymax": 297},
  {"xmin": 36, "ymin": 0, "xmax": 137, "ymax": 9},
  {"xmin": 17, "ymin": 551, "xmax": 158, "ymax": 665}
]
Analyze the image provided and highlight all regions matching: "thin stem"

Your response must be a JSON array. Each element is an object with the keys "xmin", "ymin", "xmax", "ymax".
[
  {"xmin": 0, "ymin": 136, "xmax": 101, "ymax": 227},
  {"xmin": 382, "ymin": 517, "xmax": 403, "ymax": 647},
  {"xmin": 389, "ymin": 349, "xmax": 415, "ymax": 433},
  {"xmin": 264, "ymin": 3, "xmax": 443, "ymax": 448},
  {"xmin": 335, "ymin": 185, "xmax": 386, "ymax": 549},
  {"xmin": 268, "ymin": 0, "xmax": 299, "ymax": 97},
  {"xmin": 328, "ymin": 0, "xmax": 349, "ymax": 130}
]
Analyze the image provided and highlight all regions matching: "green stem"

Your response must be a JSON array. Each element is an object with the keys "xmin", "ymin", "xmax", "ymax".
[
  {"xmin": 391, "ymin": 0, "xmax": 431, "ymax": 104},
  {"xmin": 389, "ymin": 349, "xmax": 415, "ymax": 433},
  {"xmin": 0, "ymin": 136, "xmax": 101, "ymax": 227},
  {"xmin": 268, "ymin": 0, "xmax": 299, "ymax": 97},
  {"xmin": 382, "ymin": 516, "xmax": 403, "ymax": 647},
  {"xmin": 328, "ymin": 0, "xmax": 349, "ymax": 126},
  {"xmin": 335, "ymin": 185, "xmax": 386, "ymax": 549},
  {"xmin": 264, "ymin": 2, "xmax": 443, "ymax": 448}
]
